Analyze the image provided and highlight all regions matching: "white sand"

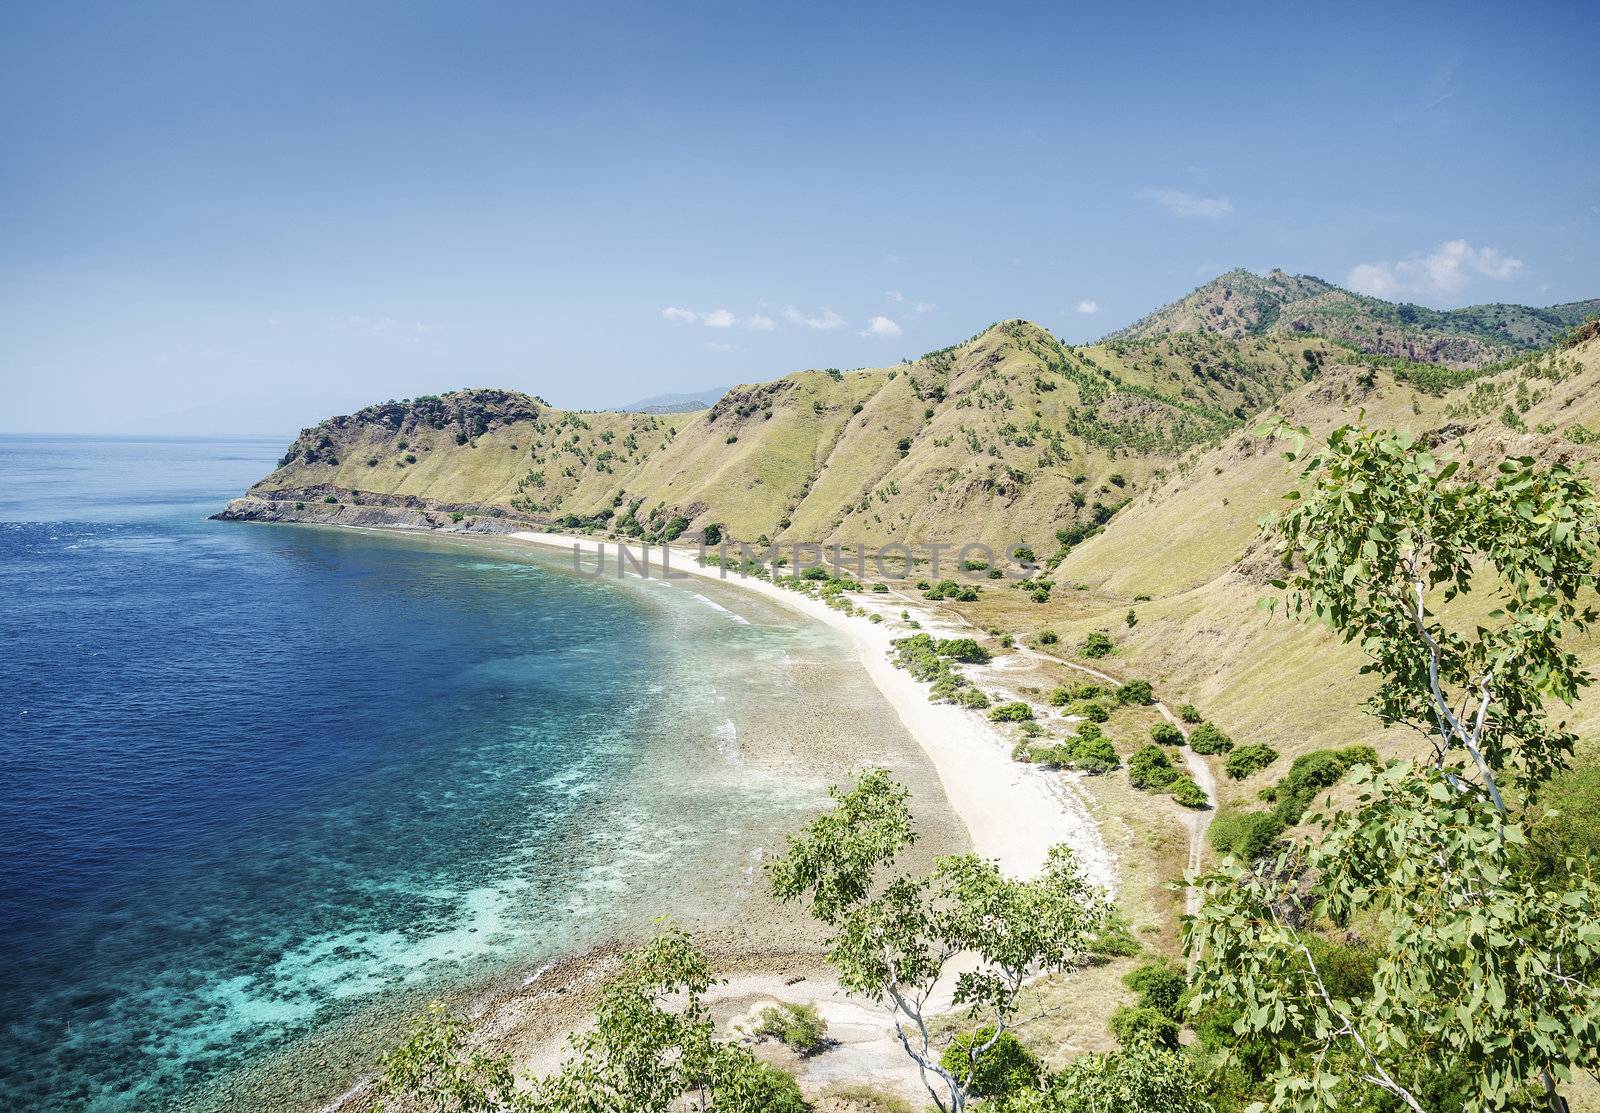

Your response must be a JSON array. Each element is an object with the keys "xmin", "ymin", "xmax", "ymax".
[{"xmin": 507, "ymin": 531, "xmax": 1112, "ymax": 888}]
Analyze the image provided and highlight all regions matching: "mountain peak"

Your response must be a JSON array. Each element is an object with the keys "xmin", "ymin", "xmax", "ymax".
[{"xmin": 1106, "ymin": 269, "xmax": 1594, "ymax": 368}]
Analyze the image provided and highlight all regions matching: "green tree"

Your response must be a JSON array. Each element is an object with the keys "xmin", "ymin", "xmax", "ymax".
[
  {"xmin": 994, "ymin": 1041, "xmax": 1209, "ymax": 1113},
  {"xmin": 1115, "ymin": 679, "xmax": 1153, "ymax": 705},
  {"xmin": 1186, "ymin": 425, "xmax": 1600, "ymax": 1113},
  {"xmin": 1224, "ymin": 742, "xmax": 1279, "ymax": 781},
  {"xmin": 767, "ymin": 769, "xmax": 1111, "ymax": 1113},
  {"xmin": 377, "ymin": 932, "xmax": 804, "ymax": 1113},
  {"xmin": 375, "ymin": 1004, "xmax": 526, "ymax": 1113}
]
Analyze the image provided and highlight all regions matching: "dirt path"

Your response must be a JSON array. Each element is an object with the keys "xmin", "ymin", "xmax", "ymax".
[
  {"xmin": 1026, "ymin": 651, "xmax": 1216, "ymax": 915},
  {"xmin": 876, "ymin": 587, "xmax": 1217, "ymax": 920}
]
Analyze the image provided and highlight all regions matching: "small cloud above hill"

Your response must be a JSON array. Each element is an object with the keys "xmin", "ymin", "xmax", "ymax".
[
  {"xmin": 1347, "ymin": 240, "xmax": 1524, "ymax": 301},
  {"xmin": 1144, "ymin": 189, "xmax": 1234, "ymax": 220}
]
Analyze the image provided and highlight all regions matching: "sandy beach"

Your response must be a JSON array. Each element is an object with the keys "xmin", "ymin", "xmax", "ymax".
[
  {"xmin": 300, "ymin": 524, "xmax": 1116, "ymax": 1110},
  {"xmin": 507, "ymin": 530, "xmax": 1114, "ymax": 885}
]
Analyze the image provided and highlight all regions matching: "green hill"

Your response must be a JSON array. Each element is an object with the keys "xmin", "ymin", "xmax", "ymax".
[
  {"xmin": 221, "ymin": 320, "xmax": 1353, "ymax": 552},
  {"xmin": 1107, "ymin": 266, "xmax": 1599, "ymax": 368}
]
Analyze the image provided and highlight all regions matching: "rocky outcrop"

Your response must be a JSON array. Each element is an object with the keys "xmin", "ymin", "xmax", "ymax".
[{"xmin": 212, "ymin": 487, "xmax": 537, "ymax": 535}]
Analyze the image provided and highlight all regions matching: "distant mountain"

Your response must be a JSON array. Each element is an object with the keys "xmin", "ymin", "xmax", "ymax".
[
  {"xmin": 1107, "ymin": 267, "xmax": 1599, "ymax": 368},
  {"xmin": 615, "ymin": 386, "xmax": 729, "ymax": 413}
]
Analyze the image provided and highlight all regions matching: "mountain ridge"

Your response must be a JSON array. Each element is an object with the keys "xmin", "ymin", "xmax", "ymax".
[
  {"xmin": 1105, "ymin": 266, "xmax": 1598, "ymax": 368},
  {"xmin": 219, "ymin": 273, "xmax": 1599, "ymax": 559},
  {"xmin": 221, "ymin": 317, "xmax": 1349, "ymax": 551}
]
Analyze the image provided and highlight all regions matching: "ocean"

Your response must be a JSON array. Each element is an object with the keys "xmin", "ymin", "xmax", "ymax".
[{"xmin": 0, "ymin": 435, "xmax": 957, "ymax": 1111}]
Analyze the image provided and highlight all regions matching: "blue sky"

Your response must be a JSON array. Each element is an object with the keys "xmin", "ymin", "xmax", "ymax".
[{"xmin": 2, "ymin": 0, "xmax": 1595, "ymax": 434}]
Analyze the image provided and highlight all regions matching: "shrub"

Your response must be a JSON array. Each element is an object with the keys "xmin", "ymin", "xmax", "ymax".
[
  {"xmin": 988, "ymin": 701, "xmax": 1034, "ymax": 723},
  {"xmin": 1049, "ymin": 686, "xmax": 1072, "ymax": 706},
  {"xmin": 729, "ymin": 1060, "xmax": 808, "ymax": 1113},
  {"xmin": 1178, "ymin": 703, "xmax": 1202, "ymax": 723},
  {"xmin": 1037, "ymin": 628, "xmax": 1058, "ymax": 645},
  {"xmin": 999, "ymin": 633, "xmax": 1015, "ymax": 648},
  {"xmin": 1530, "ymin": 760, "xmax": 1600, "ymax": 880},
  {"xmin": 1066, "ymin": 699, "xmax": 1110, "ymax": 722},
  {"xmin": 868, "ymin": 613, "xmax": 883, "ymax": 624},
  {"xmin": 1270, "ymin": 744, "xmax": 1378, "ymax": 825},
  {"xmin": 1108, "ymin": 1004, "xmax": 1180, "ymax": 1049},
  {"xmin": 1066, "ymin": 736, "xmax": 1119, "ymax": 774},
  {"xmin": 1127, "ymin": 746, "xmax": 1177, "ymax": 790},
  {"xmin": 936, "ymin": 637, "xmax": 991, "ymax": 663},
  {"xmin": 938, "ymin": 1028, "xmax": 1041, "ymax": 1098},
  {"xmin": 1123, "ymin": 960, "xmax": 1186, "ymax": 1020},
  {"xmin": 450, "ymin": 511, "xmax": 465, "ymax": 523},
  {"xmin": 1169, "ymin": 775, "xmax": 1209, "ymax": 809},
  {"xmin": 872, "ymin": 583, "xmax": 889, "ymax": 593},
  {"xmin": 1149, "ymin": 722, "xmax": 1184, "ymax": 746},
  {"xmin": 1116, "ymin": 679, "xmax": 1153, "ymax": 705},
  {"xmin": 1208, "ymin": 808, "xmax": 1287, "ymax": 861},
  {"xmin": 958, "ymin": 687, "xmax": 990, "ymax": 709},
  {"xmin": 1186, "ymin": 722, "xmax": 1233, "ymax": 754},
  {"xmin": 1080, "ymin": 631, "xmax": 1113, "ymax": 658},
  {"xmin": 322, "ymin": 495, "xmax": 338, "ymax": 504},
  {"xmin": 1125, "ymin": 609, "xmax": 1138, "ymax": 628},
  {"xmin": 754, "ymin": 1002, "xmax": 828, "ymax": 1055},
  {"xmin": 1224, "ymin": 743, "xmax": 1279, "ymax": 781}
]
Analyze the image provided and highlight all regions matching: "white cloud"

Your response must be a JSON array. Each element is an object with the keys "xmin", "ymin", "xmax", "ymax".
[
  {"xmin": 1346, "ymin": 240, "xmax": 1525, "ymax": 301},
  {"xmin": 782, "ymin": 306, "xmax": 846, "ymax": 330},
  {"xmin": 1421, "ymin": 57, "xmax": 1459, "ymax": 110},
  {"xmin": 1144, "ymin": 189, "xmax": 1234, "ymax": 220},
  {"xmin": 885, "ymin": 290, "xmax": 905, "ymax": 303},
  {"xmin": 702, "ymin": 308, "xmax": 736, "ymax": 328},
  {"xmin": 333, "ymin": 314, "xmax": 436, "ymax": 345},
  {"xmin": 747, "ymin": 314, "xmax": 777, "ymax": 331},
  {"xmin": 863, "ymin": 316, "xmax": 902, "ymax": 337},
  {"xmin": 1074, "ymin": 300, "xmax": 1099, "ymax": 315},
  {"xmin": 706, "ymin": 341, "xmax": 738, "ymax": 351},
  {"xmin": 660, "ymin": 306, "xmax": 699, "ymax": 323}
]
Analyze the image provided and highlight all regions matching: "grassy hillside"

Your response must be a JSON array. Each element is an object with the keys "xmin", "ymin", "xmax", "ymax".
[
  {"xmin": 232, "ymin": 314, "xmax": 1600, "ymax": 799},
  {"xmin": 947, "ymin": 331, "xmax": 1600, "ymax": 810},
  {"xmin": 238, "ymin": 320, "xmax": 1345, "ymax": 551},
  {"xmin": 1107, "ymin": 266, "xmax": 1599, "ymax": 368}
]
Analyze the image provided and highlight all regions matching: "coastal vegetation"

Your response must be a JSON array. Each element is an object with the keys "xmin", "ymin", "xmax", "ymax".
[
  {"xmin": 1187, "ymin": 425, "xmax": 1600, "ymax": 1112},
  {"xmin": 375, "ymin": 929, "xmax": 807, "ymax": 1112},
  {"xmin": 236, "ymin": 289, "xmax": 1600, "ymax": 1113},
  {"xmin": 767, "ymin": 770, "xmax": 1113, "ymax": 1113}
]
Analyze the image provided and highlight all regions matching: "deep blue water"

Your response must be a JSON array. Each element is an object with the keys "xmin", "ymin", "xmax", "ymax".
[{"xmin": 0, "ymin": 435, "xmax": 873, "ymax": 1112}]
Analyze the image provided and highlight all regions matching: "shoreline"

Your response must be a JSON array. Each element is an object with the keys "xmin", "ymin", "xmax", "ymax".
[
  {"xmin": 505, "ymin": 530, "xmax": 1113, "ymax": 883},
  {"xmin": 218, "ymin": 518, "xmax": 1114, "ymax": 1110}
]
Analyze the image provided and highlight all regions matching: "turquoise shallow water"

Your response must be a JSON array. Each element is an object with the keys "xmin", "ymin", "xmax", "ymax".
[{"xmin": 0, "ymin": 435, "xmax": 949, "ymax": 1112}]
